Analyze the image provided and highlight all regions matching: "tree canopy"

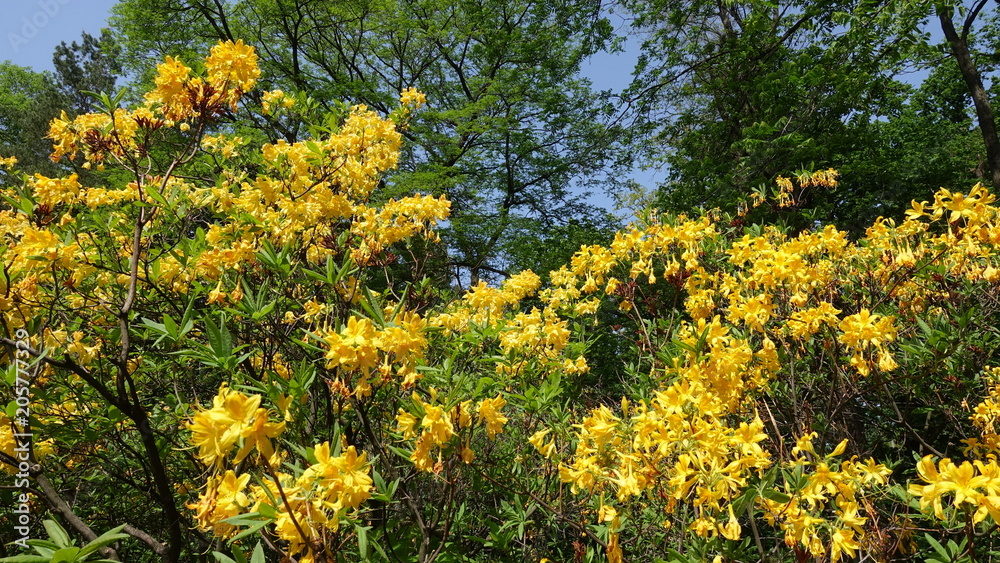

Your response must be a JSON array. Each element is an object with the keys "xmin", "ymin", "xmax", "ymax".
[{"xmin": 109, "ymin": 0, "xmax": 622, "ymax": 284}]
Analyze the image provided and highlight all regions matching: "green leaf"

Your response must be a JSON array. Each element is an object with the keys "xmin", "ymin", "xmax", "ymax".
[
  {"xmin": 42, "ymin": 520, "xmax": 71, "ymax": 548},
  {"xmin": 212, "ymin": 552, "xmax": 239, "ymax": 563},
  {"xmin": 163, "ymin": 314, "xmax": 178, "ymax": 339},
  {"xmin": 0, "ymin": 556, "xmax": 50, "ymax": 563},
  {"xmin": 228, "ymin": 520, "xmax": 269, "ymax": 543},
  {"xmin": 924, "ymin": 533, "xmax": 950, "ymax": 561},
  {"xmin": 77, "ymin": 525, "xmax": 127, "ymax": 558},
  {"xmin": 356, "ymin": 524, "xmax": 369, "ymax": 560},
  {"xmin": 249, "ymin": 543, "xmax": 265, "ymax": 563},
  {"xmin": 760, "ymin": 488, "xmax": 791, "ymax": 504},
  {"xmin": 50, "ymin": 547, "xmax": 81, "ymax": 563},
  {"xmin": 204, "ymin": 317, "xmax": 233, "ymax": 357},
  {"xmin": 730, "ymin": 487, "xmax": 758, "ymax": 518}
]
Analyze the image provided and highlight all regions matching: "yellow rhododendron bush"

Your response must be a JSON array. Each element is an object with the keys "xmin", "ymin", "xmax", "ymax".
[{"xmin": 2, "ymin": 40, "xmax": 1000, "ymax": 563}]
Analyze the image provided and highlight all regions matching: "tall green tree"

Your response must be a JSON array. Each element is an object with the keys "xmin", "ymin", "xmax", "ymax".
[
  {"xmin": 0, "ymin": 64, "xmax": 66, "ymax": 178},
  {"xmin": 620, "ymin": 0, "xmax": 1000, "ymax": 232},
  {"xmin": 931, "ymin": 0, "xmax": 1000, "ymax": 186},
  {"xmin": 833, "ymin": 58, "xmax": 983, "ymax": 231},
  {"xmin": 109, "ymin": 0, "xmax": 621, "ymax": 285},
  {"xmin": 620, "ymin": 0, "xmax": 924, "ymax": 227},
  {"xmin": 53, "ymin": 29, "xmax": 124, "ymax": 115},
  {"xmin": 0, "ymin": 31, "xmax": 125, "ymax": 182}
]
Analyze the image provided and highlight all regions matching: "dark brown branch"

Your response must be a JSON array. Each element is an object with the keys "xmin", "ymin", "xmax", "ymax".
[{"xmin": 939, "ymin": 7, "xmax": 1000, "ymax": 188}]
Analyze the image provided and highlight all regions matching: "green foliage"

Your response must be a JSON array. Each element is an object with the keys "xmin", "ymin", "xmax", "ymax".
[
  {"xmin": 109, "ymin": 0, "xmax": 621, "ymax": 283},
  {"xmin": 52, "ymin": 30, "xmax": 123, "ymax": 116},
  {"xmin": 0, "ymin": 520, "xmax": 127, "ymax": 563},
  {"xmin": 0, "ymin": 64, "xmax": 65, "ymax": 177}
]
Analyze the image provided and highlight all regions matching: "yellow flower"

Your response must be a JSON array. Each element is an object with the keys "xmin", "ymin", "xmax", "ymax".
[
  {"xmin": 420, "ymin": 401, "xmax": 455, "ymax": 446},
  {"xmin": 477, "ymin": 395, "xmax": 508, "ymax": 439},
  {"xmin": 234, "ymin": 408, "xmax": 285, "ymax": 463},
  {"xmin": 411, "ymin": 433, "xmax": 435, "ymax": 472},
  {"xmin": 262, "ymin": 89, "xmax": 292, "ymax": 114},
  {"xmin": 607, "ymin": 531, "xmax": 622, "ymax": 563},
  {"xmin": 457, "ymin": 400, "xmax": 473, "ymax": 428},
  {"xmin": 207, "ymin": 281, "xmax": 226, "ymax": 305},
  {"xmin": 205, "ymin": 39, "xmax": 260, "ymax": 95},
  {"xmin": 829, "ymin": 527, "xmax": 859, "ymax": 562},
  {"xmin": 399, "ymin": 87, "xmax": 427, "ymax": 109},
  {"xmin": 396, "ymin": 409, "xmax": 418, "ymax": 439},
  {"xmin": 907, "ymin": 455, "xmax": 1000, "ymax": 521},
  {"xmin": 299, "ymin": 442, "xmax": 373, "ymax": 511},
  {"xmin": 31, "ymin": 173, "xmax": 82, "ymax": 206},
  {"xmin": 719, "ymin": 505, "xmax": 741, "ymax": 541},
  {"xmin": 144, "ymin": 56, "xmax": 193, "ymax": 120},
  {"xmin": 792, "ymin": 431, "xmax": 817, "ymax": 459},
  {"xmin": 188, "ymin": 470, "xmax": 251, "ymax": 537},
  {"xmin": 839, "ymin": 309, "xmax": 896, "ymax": 350},
  {"xmin": 186, "ymin": 385, "xmax": 284, "ymax": 467},
  {"xmin": 529, "ymin": 429, "xmax": 557, "ymax": 458}
]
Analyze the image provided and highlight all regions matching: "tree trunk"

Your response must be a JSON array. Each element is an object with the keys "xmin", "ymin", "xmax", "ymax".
[{"xmin": 939, "ymin": 9, "xmax": 1000, "ymax": 188}]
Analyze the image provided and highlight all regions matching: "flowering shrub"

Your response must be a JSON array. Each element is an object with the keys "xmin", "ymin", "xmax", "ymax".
[{"xmin": 2, "ymin": 40, "xmax": 1000, "ymax": 563}]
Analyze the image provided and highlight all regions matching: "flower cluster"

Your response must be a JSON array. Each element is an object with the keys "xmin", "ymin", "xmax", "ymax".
[
  {"xmin": 838, "ymin": 309, "xmax": 898, "ymax": 376},
  {"xmin": 395, "ymin": 389, "xmax": 507, "ymax": 473},
  {"xmin": 966, "ymin": 367, "xmax": 1000, "ymax": 454},
  {"xmin": 321, "ymin": 309, "xmax": 428, "ymax": 389},
  {"xmin": 186, "ymin": 384, "xmax": 285, "ymax": 468},
  {"xmin": 145, "ymin": 39, "xmax": 259, "ymax": 120},
  {"xmin": 908, "ymin": 455, "xmax": 1000, "ymax": 525},
  {"xmin": 186, "ymin": 387, "xmax": 373, "ymax": 562},
  {"xmin": 760, "ymin": 434, "xmax": 891, "ymax": 562}
]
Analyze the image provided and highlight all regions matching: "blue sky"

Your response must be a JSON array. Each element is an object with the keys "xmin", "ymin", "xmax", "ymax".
[{"xmin": 1, "ymin": 0, "xmax": 119, "ymax": 72}]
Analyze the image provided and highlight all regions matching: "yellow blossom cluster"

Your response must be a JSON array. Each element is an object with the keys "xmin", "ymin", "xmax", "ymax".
[
  {"xmin": 190, "ymin": 101, "xmax": 445, "ymax": 279},
  {"xmin": 838, "ymin": 309, "xmax": 898, "ymax": 376},
  {"xmin": 30, "ymin": 173, "xmax": 82, "ymax": 207},
  {"xmin": 966, "ymin": 367, "xmax": 1000, "ymax": 454},
  {"xmin": 399, "ymin": 87, "xmax": 427, "ymax": 110},
  {"xmin": 552, "ymin": 316, "xmax": 779, "ymax": 540},
  {"xmin": 188, "ymin": 470, "xmax": 251, "ymax": 537},
  {"xmin": 555, "ymin": 392, "xmax": 772, "ymax": 541},
  {"xmin": 144, "ymin": 39, "xmax": 259, "ymax": 121},
  {"xmin": 429, "ymin": 269, "xmax": 591, "ymax": 377},
  {"xmin": 750, "ymin": 169, "xmax": 839, "ymax": 211},
  {"xmin": 200, "ymin": 133, "xmax": 246, "ymax": 159},
  {"xmin": 186, "ymin": 384, "xmax": 285, "ymax": 467},
  {"xmin": 395, "ymin": 389, "xmax": 507, "ymax": 473},
  {"xmin": 908, "ymin": 455, "xmax": 1000, "ymax": 525},
  {"xmin": 47, "ymin": 108, "xmax": 142, "ymax": 164},
  {"xmin": 546, "ymin": 215, "xmax": 716, "ymax": 310},
  {"xmin": 321, "ymin": 309, "xmax": 428, "ymax": 389},
  {"xmin": 433, "ymin": 271, "xmax": 543, "ymax": 330},
  {"xmin": 261, "ymin": 89, "xmax": 295, "ymax": 115},
  {"xmin": 759, "ymin": 433, "xmax": 891, "ymax": 562},
  {"xmin": 186, "ymin": 388, "xmax": 373, "ymax": 562}
]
